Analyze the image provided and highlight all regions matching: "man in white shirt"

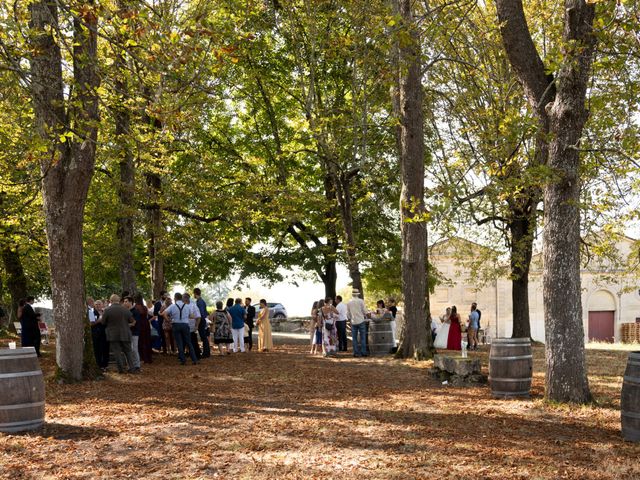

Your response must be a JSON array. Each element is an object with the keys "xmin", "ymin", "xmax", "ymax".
[
  {"xmin": 87, "ymin": 297, "xmax": 96, "ymax": 324},
  {"xmin": 163, "ymin": 292, "xmax": 198, "ymax": 365},
  {"xmin": 335, "ymin": 295, "xmax": 348, "ymax": 352},
  {"xmin": 183, "ymin": 293, "xmax": 202, "ymax": 360},
  {"xmin": 347, "ymin": 289, "xmax": 368, "ymax": 357}
]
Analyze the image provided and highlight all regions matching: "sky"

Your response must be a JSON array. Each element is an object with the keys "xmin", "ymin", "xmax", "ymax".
[{"xmin": 200, "ymin": 266, "xmax": 352, "ymax": 318}]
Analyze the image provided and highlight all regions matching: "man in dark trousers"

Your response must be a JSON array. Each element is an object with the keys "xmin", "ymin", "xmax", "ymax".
[
  {"xmin": 193, "ymin": 288, "xmax": 211, "ymax": 358},
  {"xmin": 153, "ymin": 290, "xmax": 168, "ymax": 353},
  {"xmin": 335, "ymin": 295, "xmax": 348, "ymax": 352},
  {"xmin": 90, "ymin": 298, "xmax": 109, "ymax": 371},
  {"xmin": 20, "ymin": 296, "xmax": 41, "ymax": 356},
  {"xmin": 102, "ymin": 294, "xmax": 137, "ymax": 373},
  {"xmin": 244, "ymin": 297, "xmax": 255, "ymax": 351}
]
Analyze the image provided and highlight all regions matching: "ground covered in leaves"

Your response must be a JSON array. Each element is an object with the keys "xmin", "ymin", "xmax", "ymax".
[{"xmin": 1, "ymin": 337, "xmax": 639, "ymax": 479}]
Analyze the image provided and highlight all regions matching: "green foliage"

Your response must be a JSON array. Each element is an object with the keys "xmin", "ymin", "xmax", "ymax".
[{"xmin": 1, "ymin": 0, "xmax": 639, "ymax": 309}]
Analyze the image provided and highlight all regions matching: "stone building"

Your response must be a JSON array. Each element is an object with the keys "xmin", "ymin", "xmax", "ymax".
[{"xmin": 429, "ymin": 236, "xmax": 640, "ymax": 343}]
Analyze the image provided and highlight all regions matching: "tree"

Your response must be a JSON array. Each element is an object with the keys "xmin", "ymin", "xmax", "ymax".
[
  {"xmin": 28, "ymin": 0, "xmax": 101, "ymax": 380},
  {"xmin": 393, "ymin": 0, "xmax": 432, "ymax": 360},
  {"xmin": 426, "ymin": 3, "xmax": 542, "ymax": 340},
  {"xmin": 495, "ymin": 0, "xmax": 595, "ymax": 403}
]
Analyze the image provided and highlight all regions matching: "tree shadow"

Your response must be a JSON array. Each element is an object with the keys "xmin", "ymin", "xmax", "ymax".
[{"xmin": 9, "ymin": 422, "xmax": 118, "ymax": 440}]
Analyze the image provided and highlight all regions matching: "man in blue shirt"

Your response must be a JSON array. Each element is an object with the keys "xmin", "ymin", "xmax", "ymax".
[
  {"xmin": 228, "ymin": 298, "xmax": 246, "ymax": 353},
  {"xmin": 468, "ymin": 303, "xmax": 480, "ymax": 351},
  {"xmin": 193, "ymin": 288, "xmax": 211, "ymax": 358}
]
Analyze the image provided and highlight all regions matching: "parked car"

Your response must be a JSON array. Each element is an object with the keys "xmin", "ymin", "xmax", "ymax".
[{"xmin": 253, "ymin": 302, "xmax": 287, "ymax": 320}]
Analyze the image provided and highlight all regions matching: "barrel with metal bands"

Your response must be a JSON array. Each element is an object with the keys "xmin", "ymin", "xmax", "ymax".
[
  {"xmin": 0, "ymin": 347, "xmax": 45, "ymax": 433},
  {"xmin": 368, "ymin": 319, "xmax": 395, "ymax": 355},
  {"xmin": 489, "ymin": 338, "xmax": 533, "ymax": 398},
  {"xmin": 621, "ymin": 351, "xmax": 640, "ymax": 442}
]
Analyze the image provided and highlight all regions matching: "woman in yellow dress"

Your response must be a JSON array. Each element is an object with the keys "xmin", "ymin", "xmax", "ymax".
[{"xmin": 256, "ymin": 299, "xmax": 273, "ymax": 352}]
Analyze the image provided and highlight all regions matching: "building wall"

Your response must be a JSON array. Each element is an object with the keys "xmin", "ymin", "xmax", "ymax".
[{"xmin": 429, "ymin": 238, "xmax": 640, "ymax": 343}]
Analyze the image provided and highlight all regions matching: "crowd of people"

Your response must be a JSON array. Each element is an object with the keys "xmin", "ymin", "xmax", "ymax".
[
  {"xmin": 309, "ymin": 289, "xmax": 399, "ymax": 357},
  {"xmin": 431, "ymin": 302, "xmax": 482, "ymax": 351},
  {"xmin": 18, "ymin": 288, "xmax": 480, "ymax": 368},
  {"xmin": 87, "ymin": 289, "xmax": 274, "ymax": 373}
]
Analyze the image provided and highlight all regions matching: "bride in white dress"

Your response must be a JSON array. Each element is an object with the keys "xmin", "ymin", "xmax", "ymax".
[{"xmin": 433, "ymin": 307, "xmax": 451, "ymax": 349}]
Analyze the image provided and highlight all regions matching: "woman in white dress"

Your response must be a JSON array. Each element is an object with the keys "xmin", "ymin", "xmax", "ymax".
[{"xmin": 433, "ymin": 307, "xmax": 451, "ymax": 349}]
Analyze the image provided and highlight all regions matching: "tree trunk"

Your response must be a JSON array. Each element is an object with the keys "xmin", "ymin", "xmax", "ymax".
[
  {"xmin": 332, "ymin": 172, "xmax": 364, "ymax": 297},
  {"xmin": 29, "ymin": 0, "xmax": 99, "ymax": 381},
  {"xmin": 146, "ymin": 173, "xmax": 165, "ymax": 299},
  {"xmin": 544, "ymin": 2, "xmax": 595, "ymax": 403},
  {"xmin": 509, "ymin": 209, "xmax": 535, "ymax": 339},
  {"xmin": 322, "ymin": 260, "xmax": 337, "ymax": 299},
  {"xmin": 116, "ymin": 121, "xmax": 136, "ymax": 294},
  {"xmin": 322, "ymin": 172, "xmax": 341, "ymax": 300},
  {"xmin": 496, "ymin": 0, "xmax": 595, "ymax": 403},
  {"xmin": 394, "ymin": 0, "xmax": 432, "ymax": 360},
  {"xmin": 1, "ymin": 246, "xmax": 28, "ymax": 324},
  {"xmin": 114, "ymin": 31, "xmax": 136, "ymax": 295},
  {"xmin": 117, "ymin": 156, "xmax": 136, "ymax": 295}
]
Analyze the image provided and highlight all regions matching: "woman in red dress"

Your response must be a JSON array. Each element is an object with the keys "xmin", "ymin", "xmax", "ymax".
[{"xmin": 446, "ymin": 305, "xmax": 462, "ymax": 350}]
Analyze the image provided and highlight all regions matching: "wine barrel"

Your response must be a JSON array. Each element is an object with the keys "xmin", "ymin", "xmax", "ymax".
[
  {"xmin": 621, "ymin": 351, "xmax": 640, "ymax": 442},
  {"xmin": 489, "ymin": 338, "xmax": 532, "ymax": 398},
  {"xmin": 368, "ymin": 318, "xmax": 395, "ymax": 355},
  {"xmin": 0, "ymin": 347, "xmax": 45, "ymax": 433}
]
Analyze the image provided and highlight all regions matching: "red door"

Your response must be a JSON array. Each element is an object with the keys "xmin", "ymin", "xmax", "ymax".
[{"xmin": 588, "ymin": 311, "xmax": 615, "ymax": 342}]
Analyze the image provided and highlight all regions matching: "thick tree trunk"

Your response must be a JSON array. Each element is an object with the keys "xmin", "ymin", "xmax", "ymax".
[
  {"xmin": 1, "ymin": 247, "xmax": 28, "ymax": 324},
  {"xmin": 146, "ymin": 173, "xmax": 165, "ymax": 299},
  {"xmin": 30, "ymin": 0, "xmax": 99, "ymax": 380},
  {"xmin": 496, "ymin": 0, "xmax": 595, "ymax": 403},
  {"xmin": 395, "ymin": 0, "xmax": 432, "ymax": 360},
  {"xmin": 544, "ymin": 3, "xmax": 595, "ymax": 402}
]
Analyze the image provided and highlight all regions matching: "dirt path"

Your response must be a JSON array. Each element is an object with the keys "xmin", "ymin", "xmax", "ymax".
[{"xmin": 1, "ymin": 341, "xmax": 638, "ymax": 479}]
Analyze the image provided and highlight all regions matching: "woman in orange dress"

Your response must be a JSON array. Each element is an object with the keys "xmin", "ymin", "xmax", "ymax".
[
  {"xmin": 256, "ymin": 299, "xmax": 273, "ymax": 352},
  {"xmin": 446, "ymin": 305, "xmax": 462, "ymax": 350}
]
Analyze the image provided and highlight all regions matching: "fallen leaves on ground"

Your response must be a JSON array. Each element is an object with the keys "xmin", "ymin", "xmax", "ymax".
[{"xmin": 0, "ymin": 340, "xmax": 638, "ymax": 479}]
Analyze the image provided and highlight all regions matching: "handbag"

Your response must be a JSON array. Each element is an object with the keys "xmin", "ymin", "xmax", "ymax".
[{"xmin": 325, "ymin": 321, "xmax": 333, "ymax": 330}]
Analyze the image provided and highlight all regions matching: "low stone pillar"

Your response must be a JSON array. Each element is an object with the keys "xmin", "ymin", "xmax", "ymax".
[{"xmin": 429, "ymin": 354, "xmax": 487, "ymax": 386}]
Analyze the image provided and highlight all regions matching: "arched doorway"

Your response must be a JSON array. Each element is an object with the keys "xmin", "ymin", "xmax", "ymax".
[{"xmin": 587, "ymin": 290, "xmax": 616, "ymax": 342}]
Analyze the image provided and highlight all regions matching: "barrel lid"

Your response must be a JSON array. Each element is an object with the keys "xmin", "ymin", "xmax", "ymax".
[
  {"xmin": 0, "ymin": 347, "xmax": 36, "ymax": 356},
  {"xmin": 491, "ymin": 338, "xmax": 531, "ymax": 344}
]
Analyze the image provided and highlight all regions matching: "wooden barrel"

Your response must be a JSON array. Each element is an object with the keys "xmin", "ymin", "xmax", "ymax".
[
  {"xmin": 621, "ymin": 351, "xmax": 640, "ymax": 442},
  {"xmin": 368, "ymin": 319, "xmax": 395, "ymax": 355},
  {"xmin": 0, "ymin": 347, "xmax": 45, "ymax": 433},
  {"xmin": 489, "ymin": 338, "xmax": 532, "ymax": 398}
]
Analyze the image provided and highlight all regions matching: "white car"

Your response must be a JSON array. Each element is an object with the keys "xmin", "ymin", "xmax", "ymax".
[{"xmin": 253, "ymin": 302, "xmax": 287, "ymax": 320}]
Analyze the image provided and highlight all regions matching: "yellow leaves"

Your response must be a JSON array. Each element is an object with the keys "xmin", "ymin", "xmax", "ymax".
[{"xmin": 58, "ymin": 131, "xmax": 74, "ymax": 143}]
